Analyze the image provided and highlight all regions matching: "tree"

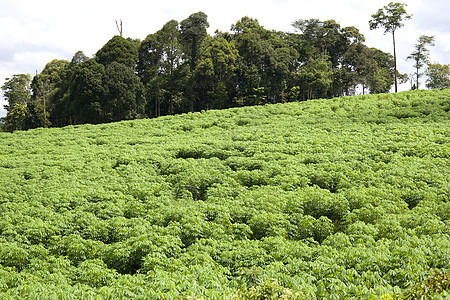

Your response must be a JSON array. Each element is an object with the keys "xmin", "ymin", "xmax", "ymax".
[
  {"xmin": 231, "ymin": 17, "xmax": 268, "ymax": 105},
  {"xmin": 137, "ymin": 33, "xmax": 161, "ymax": 85},
  {"xmin": 298, "ymin": 55, "xmax": 333, "ymax": 100},
  {"xmin": 2, "ymin": 103, "xmax": 28, "ymax": 132},
  {"xmin": 31, "ymin": 59, "xmax": 70, "ymax": 128},
  {"xmin": 1, "ymin": 74, "xmax": 32, "ymax": 112},
  {"xmin": 194, "ymin": 36, "xmax": 239, "ymax": 109},
  {"xmin": 71, "ymin": 51, "xmax": 89, "ymax": 65},
  {"xmin": 425, "ymin": 63, "xmax": 450, "ymax": 90},
  {"xmin": 68, "ymin": 58, "xmax": 145, "ymax": 124},
  {"xmin": 231, "ymin": 17, "xmax": 284, "ymax": 105},
  {"xmin": 369, "ymin": 2, "xmax": 412, "ymax": 92},
  {"xmin": 180, "ymin": 12, "xmax": 210, "ymax": 112},
  {"xmin": 293, "ymin": 19, "xmax": 365, "ymax": 97},
  {"xmin": 367, "ymin": 48, "xmax": 396, "ymax": 94},
  {"xmin": 407, "ymin": 35, "xmax": 435, "ymax": 89},
  {"xmin": 1, "ymin": 74, "xmax": 32, "ymax": 131},
  {"xmin": 180, "ymin": 12, "xmax": 209, "ymax": 69},
  {"xmin": 156, "ymin": 20, "xmax": 185, "ymax": 115},
  {"xmin": 103, "ymin": 62, "xmax": 145, "ymax": 122},
  {"xmin": 341, "ymin": 42, "xmax": 370, "ymax": 94},
  {"xmin": 292, "ymin": 19, "xmax": 365, "ymax": 70},
  {"xmin": 138, "ymin": 20, "xmax": 186, "ymax": 116},
  {"xmin": 95, "ymin": 36, "xmax": 139, "ymax": 68},
  {"xmin": 68, "ymin": 59, "xmax": 106, "ymax": 124},
  {"xmin": 50, "ymin": 52, "xmax": 90, "ymax": 126}
]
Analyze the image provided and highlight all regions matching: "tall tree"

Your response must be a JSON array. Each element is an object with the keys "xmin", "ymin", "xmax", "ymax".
[
  {"xmin": 292, "ymin": 19, "xmax": 364, "ymax": 70},
  {"xmin": 369, "ymin": 2, "xmax": 412, "ymax": 92},
  {"xmin": 407, "ymin": 35, "xmax": 435, "ymax": 89},
  {"xmin": 137, "ymin": 33, "xmax": 161, "ymax": 85},
  {"xmin": 180, "ymin": 12, "xmax": 209, "ymax": 112},
  {"xmin": 293, "ymin": 19, "xmax": 365, "ymax": 97},
  {"xmin": 1, "ymin": 103, "xmax": 28, "ymax": 132},
  {"xmin": 231, "ymin": 17, "xmax": 268, "ymax": 105},
  {"xmin": 180, "ymin": 12, "xmax": 209, "ymax": 69},
  {"xmin": 71, "ymin": 51, "xmax": 90, "ymax": 65},
  {"xmin": 231, "ymin": 17, "xmax": 288, "ymax": 105},
  {"xmin": 342, "ymin": 44, "xmax": 395, "ymax": 94},
  {"xmin": 157, "ymin": 20, "xmax": 185, "ymax": 115},
  {"xmin": 138, "ymin": 33, "xmax": 163, "ymax": 117},
  {"xmin": 138, "ymin": 20, "xmax": 186, "ymax": 116}
]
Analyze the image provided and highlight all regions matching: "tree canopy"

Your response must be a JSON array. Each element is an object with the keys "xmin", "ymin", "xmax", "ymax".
[{"xmin": 95, "ymin": 36, "xmax": 139, "ymax": 68}]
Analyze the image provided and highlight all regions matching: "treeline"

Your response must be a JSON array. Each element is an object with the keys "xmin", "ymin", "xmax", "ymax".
[{"xmin": 2, "ymin": 12, "xmax": 399, "ymax": 130}]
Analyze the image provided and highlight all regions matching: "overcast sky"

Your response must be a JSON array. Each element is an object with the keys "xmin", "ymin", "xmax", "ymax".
[{"xmin": 1, "ymin": 0, "xmax": 449, "ymax": 117}]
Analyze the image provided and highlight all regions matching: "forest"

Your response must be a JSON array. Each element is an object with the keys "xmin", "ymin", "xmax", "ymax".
[
  {"xmin": 3, "ymin": 2, "xmax": 450, "ymax": 132},
  {"xmin": 0, "ymin": 89, "xmax": 448, "ymax": 298},
  {"xmin": 1, "ymin": 8, "xmax": 425, "ymax": 131}
]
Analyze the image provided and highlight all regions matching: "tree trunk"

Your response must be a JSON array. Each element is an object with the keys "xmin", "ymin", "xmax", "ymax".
[
  {"xmin": 416, "ymin": 66, "xmax": 420, "ymax": 89},
  {"xmin": 392, "ymin": 30, "xmax": 398, "ymax": 93},
  {"xmin": 42, "ymin": 81, "xmax": 48, "ymax": 127}
]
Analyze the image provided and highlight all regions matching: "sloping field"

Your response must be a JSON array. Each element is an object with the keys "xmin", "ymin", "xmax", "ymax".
[{"xmin": 0, "ymin": 90, "xmax": 449, "ymax": 299}]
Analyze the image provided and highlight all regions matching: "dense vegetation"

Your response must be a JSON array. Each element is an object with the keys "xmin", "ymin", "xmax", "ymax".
[
  {"xmin": 2, "ymin": 11, "xmax": 401, "ymax": 131},
  {"xmin": 0, "ymin": 89, "xmax": 448, "ymax": 299}
]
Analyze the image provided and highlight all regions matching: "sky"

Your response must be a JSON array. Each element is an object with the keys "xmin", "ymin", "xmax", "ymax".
[{"xmin": 1, "ymin": 0, "xmax": 449, "ymax": 118}]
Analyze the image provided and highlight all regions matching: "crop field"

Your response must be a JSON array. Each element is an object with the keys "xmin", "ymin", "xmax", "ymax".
[{"xmin": 0, "ymin": 89, "xmax": 449, "ymax": 299}]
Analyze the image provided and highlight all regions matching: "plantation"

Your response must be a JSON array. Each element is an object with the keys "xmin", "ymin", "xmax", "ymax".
[{"xmin": 0, "ymin": 89, "xmax": 449, "ymax": 299}]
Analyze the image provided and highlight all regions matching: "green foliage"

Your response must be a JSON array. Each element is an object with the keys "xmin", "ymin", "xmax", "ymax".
[
  {"xmin": 68, "ymin": 59, "xmax": 106, "ymax": 123},
  {"xmin": 180, "ymin": 11, "xmax": 209, "ymax": 68},
  {"xmin": 1, "ymin": 103, "xmax": 29, "ymax": 132},
  {"xmin": 4, "ymin": 12, "xmax": 413, "ymax": 131},
  {"xmin": 369, "ymin": 2, "xmax": 412, "ymax": 35},
  {"xmin": 0, "ymin": 90, "xmax": 448, "ymax": 298},
  {"xmin": 234, "ymin": 279, "xmax": 307, "ymax": 300},
  {"xmin": 407, "ymin": 35, "xmax": 435, "ymax": 89},
  {"xmin": 397, "ymin": 271, "xmax": 450, "ymax": 299},
  {"xmin": 1, "ymin": 74, "xmax": 32, "ymax": 131},
  {"xmin": 30, "ymin": 59, "xmax": 71, "ymax": 128},
  {"xmin": 103, "ymin": 62, "xmax": 145, "ymax": 121},
  {"xmin": 67, "ymin": 59, "xmax": 145, "ymax": 124},
  {"xmin": 426, "ymin": 63, "xmax": 450, "ymax": 90},
  {"xmin": 195, "ymin": 37, "xmax": 239, "ymax": 109},
  {"xmin": 1, "ymin": 74, "xmax": 32, "ymax": 111},
  {"xmin": 95, "ymin": 35, "xmax": 139, "ymax": 68},
  {"xmin": 299, "ymin": 55, "xmax": 333, "ymax": 100}
]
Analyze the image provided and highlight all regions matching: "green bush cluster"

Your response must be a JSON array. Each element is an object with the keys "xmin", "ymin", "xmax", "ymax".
[{"xmin": 0, "ymin": 90, "xmax": 448, "ymax": 299}]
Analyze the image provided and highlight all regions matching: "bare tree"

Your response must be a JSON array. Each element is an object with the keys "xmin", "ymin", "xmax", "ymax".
[{"xmin": 116, "ymin": 19, "xmax": 123, "ymax": 37}]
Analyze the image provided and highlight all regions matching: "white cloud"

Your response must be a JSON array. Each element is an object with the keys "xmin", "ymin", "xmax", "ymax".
[{"xmin": 1, "ymin": 0, "xmax": 449, "ymax": 117}]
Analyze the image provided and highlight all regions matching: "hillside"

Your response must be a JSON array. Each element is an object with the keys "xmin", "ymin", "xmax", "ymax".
[{"xmin": 0, "ymin": 90, "xmax": 449, "ymax": 299}]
